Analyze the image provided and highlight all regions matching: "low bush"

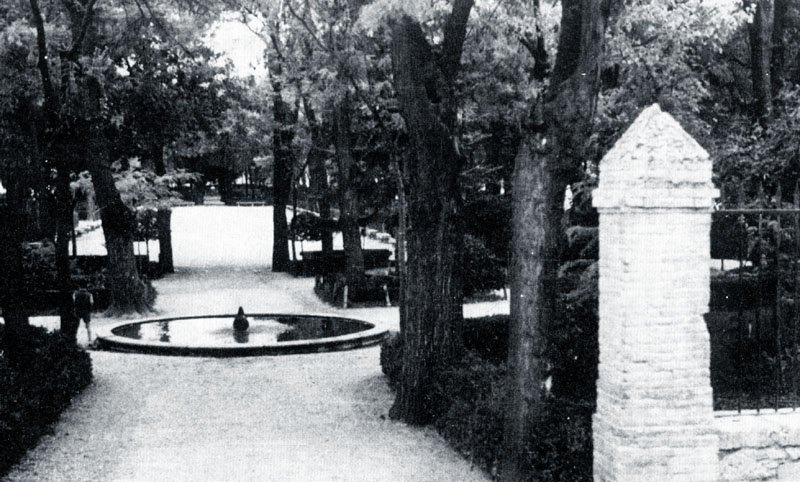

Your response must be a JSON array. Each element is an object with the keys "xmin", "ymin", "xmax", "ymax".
[
  {"xmin": 380, "ymin": 332, "xmax": 403, "ymax": 390},
  {"xmin": 0, "ymin": 325, "xmax": 93, "ymax": 476},
  {"xmin": 314, "ymin": 272, "xmax": 399, "ymax": 307},
  {"xmin": 463, "ymin": 193, "xmax": 512, "ymax": 264},
  {"xmin": 429, "ymin": 351, "xmax": 508, "ymax": 475},
  {"xmin": 522, "ymin": 399, "xmax": 594, "ymax": 482},
  {"xmin": 290, "ymin": 212, "xmax": 340, "ymax": 242},
  {"xmin": 462, "ymin": 316, "xmax": 509, "ymax": 363},
  {"xmin": 21, "ymin": 241, "xmax": 160, "ymax": 313},
  {"xmin": 380, "ymin": 319, "xmax": 593, "ymax": 481},
  {"xmin": 710, "ymin": 267, "xmax": 775, "ymax": 310}
]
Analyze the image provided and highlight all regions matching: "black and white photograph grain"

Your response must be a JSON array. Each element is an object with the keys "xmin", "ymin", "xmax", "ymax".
[{"xmin": 0, "ymin": 0, "xmax": 796, "ymax": 480}]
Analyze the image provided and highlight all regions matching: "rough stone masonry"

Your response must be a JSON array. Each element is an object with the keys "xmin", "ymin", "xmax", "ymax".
[{"xmin": 592, "ymin": 104, "xmax": 720, "ymax": 481}]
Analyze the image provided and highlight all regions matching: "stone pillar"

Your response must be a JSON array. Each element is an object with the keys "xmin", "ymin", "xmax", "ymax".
[{"xmin": 592, "ymin": 104, "xmax": 719, "ymax": 481}]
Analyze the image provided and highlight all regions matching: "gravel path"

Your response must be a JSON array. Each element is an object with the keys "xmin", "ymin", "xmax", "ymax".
[{"xmin": 6, "ymin": 206, "xmax": 507, "ymax": 481}]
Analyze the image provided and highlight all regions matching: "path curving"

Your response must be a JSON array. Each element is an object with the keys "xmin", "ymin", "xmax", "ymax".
[{"xmin": 7, "ymin": 206, "xmax": 506, "ymax": 481}]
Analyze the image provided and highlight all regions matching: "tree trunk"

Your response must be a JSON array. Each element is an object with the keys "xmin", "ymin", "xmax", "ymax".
[
  {"xmin": 501, "ymin": 0, "xmax": 613, "ymax": 478},
  {"xmin": 157, "ymin": 208, "xmax": 174, "ymax": 273},
  {"xmin": 771, "ymin": 0, "xmax": 786, "ymax": 94},
  {"xmin": 89, "ymin": 132, "xmax": 152, "ymax": 314},
  {"xmin": 392, "ymin": 154, "xmax": 408, "ymax": 331},
  {"xmin": 309, "ymin": 147, "xmax": 333, "ymax": 253},
  {"xmin": 0, "ymin": 175, "xmax": 32, "ymax": 365},
  {"xmin": 304, "ymin": 95, "xmax": 333, "ymax": 254},
  {"xmin": 150, "ymin": 143, "xmax": 174, "ymax": 274},
  {"xmin": 750, "ymin": 0, "xmax": 774, "ymax": 126},
  {"xmin": 503, "ymin": 138, "xmax": 563, "ymax": 480},
  {"xmin": 55, "ymin": 166, "xmax": 79, "ymax": 340},
  {"xmin": 389, "ymin": 2, "xmax": 472, "ymax": 423},
  {"xmin": 291, "ymin": 183, "xmax": 298, "ymax": 263},
  {"xmin": 271, "ymin": 77, "xmax": 294, "ymax": 272},
  {"xmin": 334, "ymin": 95, "xmax": 365, "ymax": 288}
]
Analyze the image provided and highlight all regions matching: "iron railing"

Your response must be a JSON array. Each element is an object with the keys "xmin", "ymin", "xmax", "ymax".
[{"xmin": 711, "ymin": 188, "xmax": 800, "ymax": 413}]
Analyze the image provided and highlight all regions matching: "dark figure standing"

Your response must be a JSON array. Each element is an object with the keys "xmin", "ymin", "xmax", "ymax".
[{"xmin": 72, "ymin": 288, "xmax": 94, "ymax": 343}]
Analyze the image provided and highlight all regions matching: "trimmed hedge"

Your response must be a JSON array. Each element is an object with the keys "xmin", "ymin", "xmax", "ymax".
[
  {"xmin": 294, "ymin": 249, "xmax": 393, "ymax": 278},
  {"xmin": 381, "ymin": 317, "xmax": 593, "ymax": 481},
  {"xmin": 0, "ymin": 325, "xmax": 93, "ymax": 476},
  {"xmin": 315, "ymin": 272, "xmax": 399, "ymax": 307}
]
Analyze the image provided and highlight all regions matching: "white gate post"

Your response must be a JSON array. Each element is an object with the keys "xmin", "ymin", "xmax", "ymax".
[{"xmin": 592, "ymin": 104, "xmax": 719, "ymax": 481}]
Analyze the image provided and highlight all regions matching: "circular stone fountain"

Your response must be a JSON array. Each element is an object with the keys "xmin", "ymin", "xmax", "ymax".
[{"xmin": 95, "ymin": 310, "xmax": 389, "ymax": 357}]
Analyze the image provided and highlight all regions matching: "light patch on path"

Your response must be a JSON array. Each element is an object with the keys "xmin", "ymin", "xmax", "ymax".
[{"xmin": 10, "ymin": 205, "xmax": 507, "ymax": 481}]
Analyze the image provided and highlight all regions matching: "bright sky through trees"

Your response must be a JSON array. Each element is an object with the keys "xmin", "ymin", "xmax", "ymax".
[{"xmin": 206, "ymin": 15, "xmax": 267, "ymax": 78}]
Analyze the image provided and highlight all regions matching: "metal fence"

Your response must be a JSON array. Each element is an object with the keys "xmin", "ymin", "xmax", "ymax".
[{"xmin": 710, "ymin": 188, "xmax": 800, "ymax": 413}]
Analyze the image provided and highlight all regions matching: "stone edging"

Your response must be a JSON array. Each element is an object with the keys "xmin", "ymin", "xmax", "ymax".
[
  {"xmin": 716, "ymin": 411, "xmax": 800, "ymax": 481},
  {"xmin": 95, "ymin": 313, "xmax": 389, "ymax": 357}
]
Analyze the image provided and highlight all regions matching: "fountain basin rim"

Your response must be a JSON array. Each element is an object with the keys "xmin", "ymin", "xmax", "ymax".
[{"xmin": 95, "ymin": 313, "xmax": 389, "ymax": 357}]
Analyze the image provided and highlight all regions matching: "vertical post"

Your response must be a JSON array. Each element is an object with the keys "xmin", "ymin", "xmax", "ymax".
[{"xmin": 592, "ymin": 105, "xmax": 719, "ymax": 482}]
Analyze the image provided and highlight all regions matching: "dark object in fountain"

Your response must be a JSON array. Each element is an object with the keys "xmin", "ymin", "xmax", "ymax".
[
  {"xmin": 233, "ymin": 307, "xmax": 249, "ymax": 331},
  {"xmin": 233, "ymin": 329, "xmax": 249, "ymax": 344}
]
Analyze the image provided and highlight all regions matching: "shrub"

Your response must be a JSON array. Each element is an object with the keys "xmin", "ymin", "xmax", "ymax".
[
  {"xmin": 21, "ymin": 241, "xmax": 58, "ymax": 295},
  {"xmin": 523, "ymin": 399, "xmax": 594, "ymax": 482},
  {"xmin": 563, "ymin": 226, "xmax": 598, "ymax": 261},
  {"xmin": 463, "ymin": 234, "xmax": 507, "ymax": 298},
  {"xmin": 463, "ymin": 193, "xmax": 512, "ymax": 264},
  {"xmin": 380, "ymin": 332, "xmax": 403, "ymax": 391},
  {"xmin": 133, "ymin": 208, "xmax": 159, "ymax": 241},
  {"xmin": 380, "ymin": 316, "xmax": 511, "ymax": 385},
  {"xmin": 0, "ymin": 325, "xmax": 93, "ymax": 476},
  {"xmin": 429, "ymin": 352, "xmax": 508, "ymax": 475},
  {"xmin": 550, "ymin": 260, "xmax": 599, "ymax": 402},
  {"xmin": 314, "ymin": 271, "xmax": 399, "ymax": 307},
  {"xmin": 462, "ymin": 315, "xmax": 509, "ymax": 363},
  {"xmin": 380, "ymin": 331, "xmax": 593, "ymax": 481},
  {"xmin": 290, "ymin": 212, "xmax": 340, "ymax": 241}
]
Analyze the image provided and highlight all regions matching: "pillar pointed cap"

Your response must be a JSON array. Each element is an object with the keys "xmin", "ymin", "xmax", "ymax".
[{"xmin": 593, "ymin": 104, "xmax": 719, "ymax": 209}]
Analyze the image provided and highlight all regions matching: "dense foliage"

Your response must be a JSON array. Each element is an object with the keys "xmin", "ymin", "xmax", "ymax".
[
  {"xmin": 381, "ymin": 318, "xmax": 593, "ymax": 481},
  {"xmin": 462, "ymin": 234, "xmax": 506, "ymax": 298},
  {"xmin": 0, "ymin": 325, "xmax": 93, "ymax": 477}
]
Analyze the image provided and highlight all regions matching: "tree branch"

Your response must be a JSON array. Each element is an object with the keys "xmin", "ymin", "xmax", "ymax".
[
  {"xmin": 440, "ymin": 0, "xmax": 474, "ymax": 84},
  {"xmin": 29, "ymin": 0, "xmax": 59, "ymax": 116},
  {"xmin": 285, "ymin": 0, "xmax": 332, "ymax": 54},
  {"xmin": 69, "ymin": 0, "xmax": 98, "ymax": 57}
]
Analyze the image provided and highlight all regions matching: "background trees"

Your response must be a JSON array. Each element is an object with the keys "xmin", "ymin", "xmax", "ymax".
[{"xmin": 3, "ymin": 0, "xmax": 800, "ymax": 477}]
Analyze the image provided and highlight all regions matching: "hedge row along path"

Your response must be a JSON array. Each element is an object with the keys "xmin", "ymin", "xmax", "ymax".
[{"xmin": 9, "ymin": 205, "xmax": 508, "ymax": 481}]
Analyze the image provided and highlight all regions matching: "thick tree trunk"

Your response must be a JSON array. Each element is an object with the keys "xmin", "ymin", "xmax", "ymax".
[
  {"xmin": 334, "ymin": 95, "xmax": 365, "ymax": 287},
  {"xmin": 389, "ymin": 4, "xmax": 471, "ymax": 423},
  {"xmin": 750, "ymin": 0, "xmax": 774, "ymax": 125},
  {"xmin": 503, "ymin": 138, "xmax": 564, "ymax": 480},
  {"xmin": 271, "ymin": 79, "xmax": 294, "ymax": 272},
  {"xmin": 89, "ymin": 133, "xmax": 152, "ymax": 314},
  {"xmin": 0, "ymin": 176, "xmax": 32, "ymax": 364},
  {"xmin": 501, "ymin": 0, "xmax": 613, "ymax": 478},
  {"xmin": 157, "ymin": 208, "xmax": 174, "ymax": 273}
]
